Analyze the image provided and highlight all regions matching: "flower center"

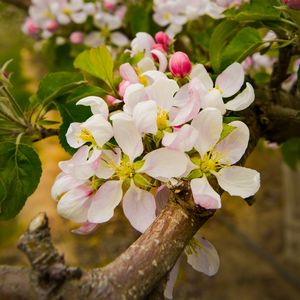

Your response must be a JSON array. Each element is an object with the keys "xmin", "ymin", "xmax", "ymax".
[
  {"xmin": 163, "ymin": 11, "xmax": 171, "ymax": 21},
  {"xmin": 115, "ymin": 159, "xmax": 135, "ymax": 180},
  {"xmin": 200, "ymin": 153, "xmax": 218, "ymax": 173},
  {"xmin": 157, "ymin": 107, "xmax": 169, "ymax": 130},
  {"xmin": 63, "ymin": 7, "xmax": 72, "ymax": 16},
  {"xmin": 76, "ymin": 128, "xmax": 96, "ymax": 145}
]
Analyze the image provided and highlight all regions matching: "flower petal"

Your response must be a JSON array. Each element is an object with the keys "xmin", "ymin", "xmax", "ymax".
[
  {"xmin": 71, "ymin": 222, "xmax": 99, "ymax": 235},
  {"xmin": 215, "ymin": 120, "xmax": 249, "ymax": 165},
  {"xmin": 216, "ymin": 62, "xmax": 244, "ymax": 97},
  {"xmin": 137, "ymin": 57, "xmax": 156, "ymax": 72},
  {"xmin": 77, "ymin": 96, "xmax": 109, "ymax": 118},
  {"xmin": 162, "ymin": 124, "xmax": 198, "ymax": 152},
  {"xmin": 186, "ymin": 235, "xmax": 220, "ymax": 276},
  {"xmin": 88, "ymin": 180, "xmax": 123, "ymax": 223},
  {"xmin": 225, "ymin": 82, "xmax": 255, "ymax": 111},
  {"xmin": 111, "ymin": 112, "xmax": 143, "ymax": 161},
  {"xmin": 151, "ymin": 49, "xmax": 168, "ymax": 72},
  {"xmin": 95, "ymin": 148, "xmax": 121, "ymax": 179},
  {"xmin": 164, "ymin": 258, "xmax": 181, "ymax": 299},
  {"xmin": 66, "ymin": 122, "xmax": 85, "ymax": 148},
  {"xmin": 84, "ymin": 114, "xmax": 114, "ymax": 147},
  {"xmin": 139, "ymin": 148, "xmax": 188, "ymax": 181},
  {"xmin": 201, "ymin": 89, "xmax": 226, "ymax": 115},
  {"xmin": 122, "ymin": 182, "xmax": 156, "ymax": 233},
  {"xmin": 190, "ymin": 64, "xmax": 213, "ymax": 90},
  {"xmin": 57, "ymin": 186, "xmax": 92, "ymax": 223},
  {"xmin": 123, "ymin": 83, "xmax": 148, "ymax": 114},
  {"xmin": 120, "ymin": 63, "xmax": 139, "ymax": 83},
  {"xmin": 191, "ymin": 108, "xmax": 223, "ymax": 157},
  {"xmin": 216, "ymin": 166, "xmax": 260, "ymax": 198},
  {"xmin": 132, "ymin": 100, "xmax": 158, "ymax": 134},
  {"xmin": 191, "ymin": 177, "xmax": 221, "ymax": 209}
]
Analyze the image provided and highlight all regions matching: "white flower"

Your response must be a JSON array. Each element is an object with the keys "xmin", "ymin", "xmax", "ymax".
[
  {"xmin": 188, "ymin": 108, "xmax": 260, "ymax": 209},
  {"xmin": 190, "ymin": 62, "xmax": 255, "ymax": 114}
]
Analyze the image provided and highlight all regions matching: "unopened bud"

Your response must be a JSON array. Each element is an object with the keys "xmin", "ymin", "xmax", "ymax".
[
  {"xmin": 169, "ymin": 51, "xmax": 192, "ymax": 78},
  {"xmin": 282, "ymin": 0, "xmax": 300, "ymax": 9},
  {"xmin": 23, "ymin": 18, "xmax": 39, "ymax": 35},
  {"xmin": 155, "ymin": 31, "xmax": 171, "ymax": 51},
  {"xmin": 118, "ymin": 80, "xmax": 131, "ymax": 98},
  {"xmin": 70, "ymin": 32, "xmax": 84, "ymax": 45},
  {"xmin": 46, "ymin": 20, "xmax": 59, "ymax": 32}
]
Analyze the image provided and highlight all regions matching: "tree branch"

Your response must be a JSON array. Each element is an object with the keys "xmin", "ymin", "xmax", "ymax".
[{"xmin": 0, "ymin": 0, "xmax": 30, "ymax": 11}]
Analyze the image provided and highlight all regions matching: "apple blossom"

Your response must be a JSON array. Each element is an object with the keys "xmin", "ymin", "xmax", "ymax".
[
  {"xmin": 169, "ymin": 51, "xmax": 192, "ymax": 78},
  {"xmin": 70, "ymin": 31, "xmax": 84, "ymax": 44}
]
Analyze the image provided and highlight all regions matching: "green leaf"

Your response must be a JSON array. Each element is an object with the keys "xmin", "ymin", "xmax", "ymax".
[
  {"xmin": 221, "ymin": 27, "xmax": 262, "ymax": 70},
  {"xmin": 74, "ymin": 46, "xmax": 114, "ymax": 88},
  {"xmin": 209, "ymin": 20, "xmax": 240, "ymax": 72},
  {"xmin": 220, "ymin": 123, "xmax": 236, "ymax": 141},
  {"xmin": 0, "ymin": 142, "xmax": 42, "ymax": 219},
  {"xmin": 66, "ymin": 85, "xmax": 105, "ymax": 103},
  {"xmin": 282, "ymin": 137, "xmax": 300, "ymax": 170},
  {"xmin": 127, "ymin": 4, "xmax": 151, "ymax": 34},
  {"xmin": 37, "ymin": 72, "xmax": 86, "ymax": 105},
  {"xmin": 55, "ymin": 100, "xmax": 91, "ymax": 154},
  {"xmin": 225, "ymin": 0, "xmax": 281, "ymax": 22}
]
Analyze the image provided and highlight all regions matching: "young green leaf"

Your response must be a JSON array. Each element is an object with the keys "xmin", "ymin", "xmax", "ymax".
[
  {"xmin": 282, "ymin": 137, "xmax": 300, "ymax": 170},
  {"xmin": 74, "ymin": 46, "xmax": 114, "ymax": 88},
  {"xmin": 220, "ymin": 123, "xmax": 236, "ymax": 141},
  {"xmin": 0, "ymin": 142, "xmax": 42, "ymax": 219}
]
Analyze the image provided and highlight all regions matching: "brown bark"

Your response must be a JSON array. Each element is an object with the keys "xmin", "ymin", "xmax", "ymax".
[{"xmin": 0, "ymin": 0, "xmax": 30, "ymax": 10}]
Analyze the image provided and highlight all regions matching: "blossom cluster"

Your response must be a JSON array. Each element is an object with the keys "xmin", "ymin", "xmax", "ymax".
[
  {"xmin": 153, "ymin": 0, "xmax": 248, "ymax": 37},
  {"xmin": 22, "ymin": 0, "xmax": 129, "ymax": 48}
]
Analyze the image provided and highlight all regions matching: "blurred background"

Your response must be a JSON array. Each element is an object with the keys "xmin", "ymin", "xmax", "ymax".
[{"xmin": 0, "ymin": 3, "xmax": 300, "ymax": 300}]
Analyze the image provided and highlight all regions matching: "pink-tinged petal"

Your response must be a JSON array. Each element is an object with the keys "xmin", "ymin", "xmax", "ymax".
[
  {"xmin": 191, "ymin": 177, "xmax": 221, "ymax": 209},
  {"xmin": 84, "ymin": 114, "xmax": 114, "ymax": 147},
  {"xmin": 164, "ymin": 258, "xmax": 181, "ymax": 299},
  {"xmin": 77, "ymin": 96, "xmax": 109, "ymax": 118},
  {"xmin": 146, "ymin": 78, "xmax": 179, "ymax": 111},
  {"xmin": 122, "ymin": 182, "xmax": 156, "ymax": 233},
  {"xmin": 139, "ymin": 148, "xmax": 188, "ymax": 181},
  {"xmin": 123, "ymin": 83, "xmax": 148, "ymax": 114},
  {"xmin": 186, "ymin": 235, "xmax": 220, "ymax": 276},
  {"xmin": 225, "ymin": 82, "xmax": 255, "ymax": 111},
  {"xmin": 155, "ymin": 185, "xmax": 171, "ymax": 215},
  {"xmin": 216, "ymin": 62, "xmax": 244, "ymax": 97},
  {"xmin": 57, "ymin": 186, "xmax": 92, "ymax": 223},
  {"xmin": 151, "ymin": 49, "xmax": 168, "ymax": 72},
  {"xmin": 88, "ymin": 180, "xmax": 123, "ymax": 223},
  {"xmin": 215, "ymin": 166, "xmax": 260, "ymax": 198},
  {"xmin": 66, "ymin": 122, "xmax": 85, "ymax": 148},
  {"xmin": 95, "ymin": 148, "xmax": 121, "ymax": 179},
  {"xmin": 191, "ymin": 108, "xmax": 223, "ymax": 157},
  {"xmin": 120, "ymin": 63, "xmax": 139, "ymax": 83},
  {"xmin": 111, "ymin": 113, "xmax": 143, "ymax": 161},
  {"xmin": 51, "ymin": 173, "xmax": 86, "ymax": 200},
  {"xmin": 137, "ymin": 57, "xmax": 156, "ymax": 72},
  {"xmin": 131, "ymin": 32, "xmax": 155, "ymax": 56},
  {"xmin": 169, "ymin": 80, "xmax": 201, "ymax": 126},
  {"xmin": 132, "ymin": 100, "xmax": 158, "ymax": 134},
  {"xmin": 201, "ymin": 89, "xmax": 226, "ymax": 115},
  {"xmin": 110, "ymin": 31, "xmax": 129, "ymax": 47},
  {"xmin": 190, "ymin": 64, "xmax": 213, "ymax": 90},
  {"xmin": 215, "ymin": 121, "xmax": 249, "ymax": 165},
  {"xmin": 162, "ymin": 124, "xmax": 198, "ymax": 152},
  {"xmin": 71, "ymin": 222, "xmax": 99, "ymax": 235}
]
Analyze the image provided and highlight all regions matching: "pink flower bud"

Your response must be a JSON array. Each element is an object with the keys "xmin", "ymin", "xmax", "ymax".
[
  {"xmin": 169, "ymin": 51, "xmax": 192, "ymax": 78},
  {"xmin": 155, "ymin": 31, "xmax": 171, "ymax": 51},
  {"xmin": 46, "ymin": 20, "xmax": 59, "ymax": 32},
  {"xmin": 106, "ymin": 95, "xmax": 118, "ymax": 105},
  {"xmin": 70, "ymin": 32, "xmax": 84, "ymax": 45},
  {"xmin": 118, "ymin": 80, "xmax": 131, "ymax": 98},
  {"xmin": 151, "ymin": 43, "xmax": 166, "ymax": 61},
  {"xmin": 24, "ymin": 18, "xmax": 39, "ymax": 35},
  {"xmin": 282, "ymin": 0, "xmax": 300, "ymax": 9},
  {"xmin": 104, "ymin": 0, "xmax": 116, "ymax": 11}
]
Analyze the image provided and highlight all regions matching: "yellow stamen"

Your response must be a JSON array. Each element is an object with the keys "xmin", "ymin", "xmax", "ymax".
[
  {"xmin": 76, "ymin": 128, "xmax": 96, "ymax": 145},
  {"xmin": 157, "ymin": 107, "xmax": 169, "ymax": 130}
]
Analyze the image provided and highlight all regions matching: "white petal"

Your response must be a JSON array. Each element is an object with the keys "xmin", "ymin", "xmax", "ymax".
[
  {"xmin": 216, "ymin": 62, "xmax": 244, "ymax": 97},
  {"xmin": 191, "ymin": 177, "xmax": 221, "ymax": 209},
  {"xmin": 225, "ymin": 83, "xmax": 255, "ymax": 111},
  {"xmin": 123, "ymin": 83, "xmax": 148, "ymax": 114},
  {"xmin": 191, "ymin": 108, "xmax": 223, "ymax": 157},
  {"xmin": 111, "ymin": 113, "xmax": 143, "ymax": 161},
  {"xmin": 57, "ymin": 186, "xmax": 92, "ymax": 223},
  {"xmin": 95, "ymin": 149, "xmax": 121, "ymax": 179},
  {"xmin": 139, "ymin": 148, "xmax": 188, "ymax": 181},
  {"xmin": 137, "ymin": 57, "xmax": 156, "ymax": 72},
  {"xmin": 110, "ymin": 32, "xmax": 129, "ymax": 47},
  {"xmin": 162, "ymin": 124, "xmax": 198, "ymax": 152},
  {"xmin": 164, "ymin": 258, "xmax": 181, "ymax": 299},
  {"xmin": 151, "ymin": 49, "xmax": 168, "ymax": 72},
  {"xmin": 88, "ymin": 180, "xmax": 123, "ymax": 223},
  {"xmin": 122, "ymin": 182, "xmax": 156, "ymax": 233},
  {"xmin": 142, "ymin": 70, "xmax": 168, "ymax": 84},
  {"xmin": 120, "ymin": 63, "xmax": 139, "ymax": 83},
  {"xmin": 201, "ymin": 89, "xmax": 226, "ymax": 115},
  {"xmin": 215, "ymin": 121, "xmax": 249, "ymax": 165},
  {"xmin": 71, "ymin": 222, "xmax": 99, "ymax": 235},
  {"xmin": 77, "ymin": 96, "xmax": 109, "ymax": 118},
  {"xmin": 146, "ymin": 78, "xmax": 179, "ymax": 111},
  {"xmin": 66, "ymin": 122, "xmax": 85, "ymax": 148},
  {"xmin": 216, "ymin": 166, "xmax": 260, "ymax": 198},
  {"xmin": 186, "ymin": 235, "xmax": 220, "ymax": 276},
  {"xmin": 190, "ymin": 64, "xmax": 213, "ymax": 90},
  {"xmin": 83, "ymin": 114, "xmax": 114, "ymax": 147},
  {"xmin": 133, "ymin": 100, "xmax": 158, "ymax": 134},
  {"xmin": 71, "ymin": 11, "xmax": 87, "ymax": 23}
]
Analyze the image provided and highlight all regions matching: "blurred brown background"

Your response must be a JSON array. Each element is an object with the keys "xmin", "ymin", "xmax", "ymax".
[{"xmin": 0, "ymin": 4, "xmax": 300, "ymax": 300}]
